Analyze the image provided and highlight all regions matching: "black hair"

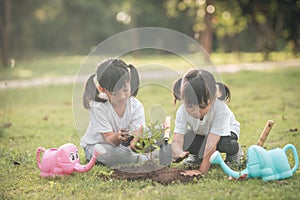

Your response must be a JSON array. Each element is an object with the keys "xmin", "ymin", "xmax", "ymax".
[
  {"xmin": 82, "ymin": 58, "xmax": 140, "ymax": 109},
  {"xmin": 173, "ymin": 69, "xmax": 230, "ymax": 106},
  {"xmin": 172, "ymin": 78, "xmax": 182, "ymax": 105},
  {"xmin": 216, "ymin": 82, "xmax": 231, "ymax": 102}
]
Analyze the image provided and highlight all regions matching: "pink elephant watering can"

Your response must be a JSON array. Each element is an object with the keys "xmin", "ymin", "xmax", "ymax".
[
  {"xmin": 210, "ymin": 144, "xmax": 299, "ymax": 181},
  {"xmin": 36, "ymin": 143, "xmax": 106, "ymax": 177}
]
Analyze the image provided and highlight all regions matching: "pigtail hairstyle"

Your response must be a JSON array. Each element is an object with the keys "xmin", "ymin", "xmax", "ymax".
[
  {"xmin": 216, "ymin": 82, "xmax": 231, "ymax": 102},
  {"xmin": 83, "ymin": 74, "xmax": 103, "ymax": 109},
  {"xmin": 128, "ymin": 64, "xmax": 140, "ymax": 97},
  {"xmin": 181, "ymin": 69, "xmax": 232, "ymax": 107},
  {"xmin": 82, "ymin": 58, "xmax": 139, "ymax": 109},
  {"xmin": 181, "ymin": 69, "xmax": 216, "ymax": 106},
  {"xmin": 172, "ymin": 78, "xmax": 182, "ymax": 105}
]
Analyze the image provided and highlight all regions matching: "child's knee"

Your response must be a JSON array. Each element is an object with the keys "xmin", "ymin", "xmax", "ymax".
[{"xmin": 217, "ymin": 139, "xmax": 239, "ymax": 154}]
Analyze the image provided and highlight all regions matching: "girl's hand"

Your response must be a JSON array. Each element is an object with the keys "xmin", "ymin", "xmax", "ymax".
[
  {"xmin": 119, "ymin": 130, "xmax": 134, "ymax": 147},
  {"xmin": 129, "ymin": 137, "xmax": 140, "ymax": 152},
  {"xmin": 180, "ymin": 170, "xmax": 204, "ymax": 177},
  {"xmin": 171, "ymin": 133, "xmax": 188, "ymax": 162},
  {"xmin": 173, "ymin": 151, "xmax": 190, "ymax": 163}
]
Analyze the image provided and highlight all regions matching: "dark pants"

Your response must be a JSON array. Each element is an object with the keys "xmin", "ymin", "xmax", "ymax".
[{"xmin": 183, "ymin": 129, "xmax": 239, "ymax": 159}]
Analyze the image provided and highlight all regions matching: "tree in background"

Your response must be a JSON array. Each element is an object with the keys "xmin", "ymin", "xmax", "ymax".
[
  {"xmin": 0, "ymin": 0, "xmax": 45, "ymax": 67},
  {"xmin": 0, "ymin": 0, "xmax": 299, "ymax": 68},
  {"xmin": 0, "ymin": 0, "xmax": 11, "ymax": 67},
  {"xmin": 165, "ymin": 0, "xmax": 249, "ymax": 54},
  {"xmin": 165, "ymin": 0, "xmax": 300, "ymax": 58},
  {"xmin": 239, "ymin": 0, "xmax": 300, "ymax": 59}
]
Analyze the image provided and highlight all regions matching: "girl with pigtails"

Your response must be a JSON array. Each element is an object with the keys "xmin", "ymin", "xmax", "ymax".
[
  {"xmin": 171, "ymin": 69, "xmax": 243, "ymax": 176},
  {"xmin": 80, "ymin": 58, "xmax": 147, "ymax": 166}
]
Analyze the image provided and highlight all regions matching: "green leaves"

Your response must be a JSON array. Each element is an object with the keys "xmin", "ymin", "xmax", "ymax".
[{"xmin": 133, "ymin": 121, "xmax": 164, "ymax": 155}]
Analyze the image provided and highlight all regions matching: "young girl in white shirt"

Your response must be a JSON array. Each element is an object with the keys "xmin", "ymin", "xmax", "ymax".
[
  {"xmin": 171, "ymin": 69, "xmax": 242, "ymax": 176},
  {"xmin": 80, "ymin": 58, "xmax": 147, "ymax": 167}
]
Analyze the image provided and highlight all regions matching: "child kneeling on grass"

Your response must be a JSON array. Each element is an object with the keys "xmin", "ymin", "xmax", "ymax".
[
  {"xmin": 171, "ymin": 69, "xmax": 243, "ymax": 176},
  {"xmin": 80, "ymin": 58, "xmax": 147, "ymax": 167}
]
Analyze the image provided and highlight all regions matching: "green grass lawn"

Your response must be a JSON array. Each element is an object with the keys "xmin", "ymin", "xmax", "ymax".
[{"xmin": 0, "ymin": 66, "xmax": 300, "ymax": 199}]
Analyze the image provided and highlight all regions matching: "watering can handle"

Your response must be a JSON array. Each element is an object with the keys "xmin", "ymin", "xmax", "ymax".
[{"xmin": 283, "ymin": 144, "xmax": 299, "ymax": 174}]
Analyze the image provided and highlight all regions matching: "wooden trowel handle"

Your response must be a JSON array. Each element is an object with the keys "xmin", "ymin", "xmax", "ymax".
[{"xmin": 257, "ymin": 120, "xmax": 275, "ymax": 146}]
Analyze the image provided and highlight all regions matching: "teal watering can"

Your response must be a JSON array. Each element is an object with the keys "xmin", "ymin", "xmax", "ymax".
[{"xmin": 210, "ymin": 144, "xmax": 299, "ymax": 181}]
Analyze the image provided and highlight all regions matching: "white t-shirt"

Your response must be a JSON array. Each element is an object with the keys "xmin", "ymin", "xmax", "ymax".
[
  {"xmin": 174, "ymin": 99, "xmax": 240, "ymax": 138},
  {"xmin": 80, "ymin": 96, "xmax": 145, "ymax": 148}
]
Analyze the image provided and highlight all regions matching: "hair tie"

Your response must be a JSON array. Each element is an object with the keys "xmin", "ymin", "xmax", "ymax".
[
  {"xmin": 216, "ymin": 83, "xmax": 221, "ymax": 98},
  {"xmin": 128, "ymin": 66, "xmax": 131, "ymax": 75}
]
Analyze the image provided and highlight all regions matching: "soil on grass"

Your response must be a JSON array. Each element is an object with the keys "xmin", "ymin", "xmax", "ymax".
[
  {"xmin": 105, "ymin": 161, "xmax": 200, "ymax": 185},
  {"xmin": 112, "ymin": 167, "xmax": 197, "ymax": 185}
]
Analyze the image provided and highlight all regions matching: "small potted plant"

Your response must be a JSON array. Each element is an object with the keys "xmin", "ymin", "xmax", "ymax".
[{"xmin": 133, "ymin": 116, "xmax": 172, "ymax": 165}]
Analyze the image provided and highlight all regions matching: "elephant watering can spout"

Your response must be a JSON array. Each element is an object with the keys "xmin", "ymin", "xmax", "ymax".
[
  {"xmin": 74, "ymin": 144, "xmax": 107, "ymax": 172},
  {"xmin": 210, "ymin": 151, "xmax": 245, "ymax": 179}
]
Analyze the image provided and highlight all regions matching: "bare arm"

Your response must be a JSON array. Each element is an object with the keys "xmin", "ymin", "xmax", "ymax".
[
  {"xmin": 181, "ymin": 133, "xmax": 220, "ymax": 176},
  {"xmin": 199, "ymin": 133, "xmax": 220, "ymax": 174},
  {"xmin": 171, "ymin": 133, "xmax": 189, "ymax": 162},
  {"xmin": 102, "ymin": 127, "xmax": 143, "ymax": 149},
  {"xmin": 102, "ymin": 131, "xmax": 127, "ymax": 146}
]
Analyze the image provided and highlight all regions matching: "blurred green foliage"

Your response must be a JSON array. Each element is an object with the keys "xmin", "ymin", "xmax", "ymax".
[{"xmin": 0, "ymin": 0, "xmax": 299, "ymax": 67}]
